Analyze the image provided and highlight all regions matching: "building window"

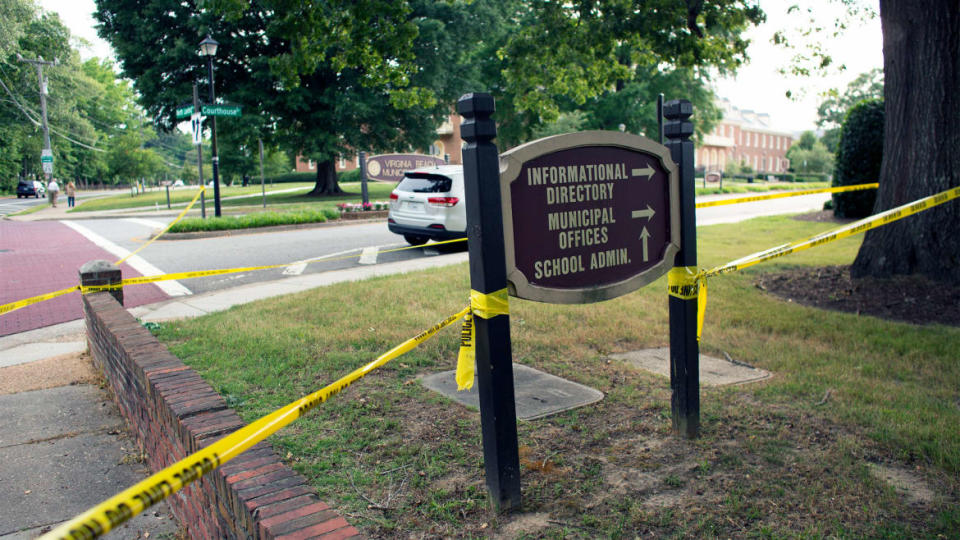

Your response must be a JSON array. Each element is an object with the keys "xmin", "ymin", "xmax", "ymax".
[
  {"xmin": 308, "ymin": 159, "xmax": 315, "ymax": 170},
  {"xmin": 338, "ymin": 156, "xmax": 345, "ymax": 169},
  {"xmin": 429, "ymin": 141, "xmax": 445, "ymax": 157}
]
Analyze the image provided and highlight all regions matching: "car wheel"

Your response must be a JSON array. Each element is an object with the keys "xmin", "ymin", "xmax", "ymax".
[{"xmin": 404, "ymin": 234, "xmax": 429, "ymax": 246}]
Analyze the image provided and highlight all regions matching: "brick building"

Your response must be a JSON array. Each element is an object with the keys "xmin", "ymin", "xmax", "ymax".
[
  {"xmin": 294, "ymin": 113, "xmax": 463, "ymax": 174},
  {"xmin": 697, "ymin": 98, "xmax": 794, "ymax": 174}
]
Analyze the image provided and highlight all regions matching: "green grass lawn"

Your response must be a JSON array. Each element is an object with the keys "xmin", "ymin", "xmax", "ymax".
[
  {"xmin": 72, "ymin": 180, "xmax": 823, "ymax": 213},
  {"xmin": 68, "ymin": 182, "xmax": 396, "ymax": 212},
  {"xmin": 695, "ymin": 180, "xmax": 830, "ymax": 196},
  {"xmin": 151, "ymin": 214, "xmax": 958, "ymax": 538}
]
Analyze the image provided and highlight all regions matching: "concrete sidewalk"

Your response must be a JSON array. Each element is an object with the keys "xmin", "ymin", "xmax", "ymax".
[{"xmin": 0, "ymin": 247, "xmax": 469, "ymax": 538}]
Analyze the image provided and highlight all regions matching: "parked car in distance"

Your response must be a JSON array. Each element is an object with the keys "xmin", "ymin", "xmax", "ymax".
[
  {"xmin": 387, "ymin": 165, "xmax": 466, "ymax": 246},
  {"xmin": 15, "ymin": 179, "xmax": 44, "ymax": 198}
]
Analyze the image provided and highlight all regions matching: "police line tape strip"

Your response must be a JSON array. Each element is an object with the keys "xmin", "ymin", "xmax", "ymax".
[
  {"xmin": 694, "ymin": 182, "xmax": 878, "ymax": 209},
  {"xmin": 1, "ymin": 236, "xmax": 470, "ymax": 315},
  {"xmin": 115, "ymin": 186, "xmax": 206, "ymax": 266},
  {"xmin": 0, "ymin": 286, "xmax": 81, "ymax": 316},
  {"xmin": 671, "ymin": 184, "xmax": 960, "ymax": 341},
  {"xmin": 41, "ymin": 306, "xmax": 471, "ymax": 540},
  {"xmin": 455, "ymin": 288, "xmax": 510, "ymax": 390}
]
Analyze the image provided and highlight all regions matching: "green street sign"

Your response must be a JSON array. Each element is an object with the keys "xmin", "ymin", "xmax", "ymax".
[
  {"xmin": 41, "ymin": 155, "xmax": 53, "ymax": 163},
  {"xmin": 201, "ymin": 104, "xmax": 241, "ymax": 117},
  {"xmin": 176, "ymin": 104, "xmax": 194, "ymax": 119}
]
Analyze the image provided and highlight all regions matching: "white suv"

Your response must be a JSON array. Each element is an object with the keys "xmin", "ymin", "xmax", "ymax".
[{"xmin": 387, "ymin": 165, "xmax": 467, "ymax": 245}]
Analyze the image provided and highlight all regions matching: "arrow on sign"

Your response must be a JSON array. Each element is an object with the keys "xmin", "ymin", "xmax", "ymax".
[
  {"xmin": 631, "ymin": 205, "xmax": 656, "ymax": 222},
  {"xmin": 639, "ymin": 227, "xmax": 651, "ymax": 262},
  {"xmin": 631, "ymin": 165, "xmax": 655, "ymax": 180}
]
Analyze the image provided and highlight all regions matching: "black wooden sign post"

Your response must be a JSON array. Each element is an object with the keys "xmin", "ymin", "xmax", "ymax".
[
  {"xmin": 457, "ymin": 92, "xmax": 522, "ymax": 512},
  {"xmin": 664, "ymin": 100, "xmax": 700, "ymax": 438}
]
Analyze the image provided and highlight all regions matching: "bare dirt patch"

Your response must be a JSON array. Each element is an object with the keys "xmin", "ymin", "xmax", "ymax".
[
  {"xmin": 772, "ymin": 211, "xmax": 960, "ymax": 326},
  {"xmin": 0, "ymin": 351, "xmax": 97, "ymax": 395},
  {"xmin": 757, "ymin": 265, "xmax": 960, "ymax": 327},
  {"xmin": 869, "ymin": 464, "xmax": 936, "ymax": 505}
]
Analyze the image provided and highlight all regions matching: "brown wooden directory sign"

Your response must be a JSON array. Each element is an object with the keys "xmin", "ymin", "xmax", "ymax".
[{"xmin": 500, "ymin": 131, "xmax": 680, "ymax": 303}]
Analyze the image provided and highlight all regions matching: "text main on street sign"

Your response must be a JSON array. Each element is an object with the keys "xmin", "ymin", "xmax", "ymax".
[
  {"xmin": 365, "ymin": 153, "xmax": 445, "ymax": 182},
  {"xmin": 201, "ymin": 104, "xmax": 241, "ymax": 117},
  {"xmin": 499, "ymin": 131, "xmax": 680, "ymax": 304},
  {"xmin": 176, "ymin": 104, "xmax": 194, "ymax": 119}
]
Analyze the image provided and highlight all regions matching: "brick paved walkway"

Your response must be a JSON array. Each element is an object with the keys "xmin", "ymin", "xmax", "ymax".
[{"xmin": 1, "ymin": 220, "xmax": 169, "ymax": 336}]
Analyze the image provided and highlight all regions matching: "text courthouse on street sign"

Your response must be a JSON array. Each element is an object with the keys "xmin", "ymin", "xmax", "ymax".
[{"xmin": 500, "ymin": 131, "xmax": 680, "ymax": 304}]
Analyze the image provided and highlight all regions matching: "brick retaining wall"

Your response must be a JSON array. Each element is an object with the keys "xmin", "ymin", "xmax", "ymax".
[{"xmin": 83, "ymin": 292, "xmax": 361, "ymax": 540}]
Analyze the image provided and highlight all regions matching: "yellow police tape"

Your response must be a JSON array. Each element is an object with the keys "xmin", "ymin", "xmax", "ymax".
[
  {"xmin": 694, "ymin": 182, "xmax": 878, "ymax": 209},
  {"xmin": 0, "ymin": 286, "xmax": 81, "ymax": 316},
  {"xmin": 680, "ymin": 184, "xmax": 960, "ymax": 341},
  {"xmin": 41, "ymin": 306, "xmax": 470, "ymax": 540},
  {"xmin": 456, "ymin": 288, "xmax": 510, "ymax": 391},
  {"xmin": 667, "ymin": 267, "xmax": 706, "ymax": 342},
  {"xmin": 1, "ymin": 237, "xmax": 470, "ymax": 316},
  {"xmin": 115, "ymin": 186, "xmax": 206, "ymax": 266}
]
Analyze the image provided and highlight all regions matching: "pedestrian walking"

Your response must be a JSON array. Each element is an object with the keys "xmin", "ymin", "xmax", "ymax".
[
  {"xmin": 65, "ymin": 180, "xmax": 76, "ymax": 208},
  {"xmin": 47, "ymin": 178, "xmax": 60, "ymax": 207}
]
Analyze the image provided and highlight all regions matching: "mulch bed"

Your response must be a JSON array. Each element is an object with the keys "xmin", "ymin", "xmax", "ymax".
[{"xmin": 756, "ymin": 211, "xmax": 960, "ymax": 327}]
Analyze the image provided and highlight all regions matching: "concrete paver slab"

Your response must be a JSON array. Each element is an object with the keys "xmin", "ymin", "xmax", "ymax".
[
  {"xmin": 0, "ymin": 386, "xmax": 178, "ymax": 539},
  {"xmin": 0, "ymin": 342, "xmax": 87, "ymax": 368},
  {"xmin": 610, "ymin": 347, "xmax": 771, "ymax": 386},
  {"xmin": 421, "ymin": 364, "xmax": 604, "ymax": 420},
  {"xmin": 0, "ymin": 385, "xmax": 118, "ymax": 446}
]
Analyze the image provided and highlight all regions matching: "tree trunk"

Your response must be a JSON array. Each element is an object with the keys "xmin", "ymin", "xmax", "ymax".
[
  {"xmin": 851, "ymin": 0, "xmax": 960, "ymax": 283},
  {"xmin": 306, "ymin": 159, "xmax": 343, "ymax": 196}
]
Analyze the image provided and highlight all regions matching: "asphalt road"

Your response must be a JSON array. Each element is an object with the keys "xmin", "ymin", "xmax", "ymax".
[
  {"xmin": 0, "ymin": 196, "xmax": 46, "ymax": 217},
  {"xmin": 62, "ymin": 219, "xmax": 459, "ymax": 295},
  {"xmin": 1, "ymin": 190, "xmax": 831, "ymax": 335}
]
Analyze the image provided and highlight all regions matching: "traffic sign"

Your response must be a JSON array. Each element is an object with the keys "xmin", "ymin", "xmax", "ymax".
[
  {"xmin": 498, "ymin": 131, "xmax": 680, "ymax": 304},
  {"xmin": 176, "ymin": 104, "xmax": 194, "ymax": 119},
  {"xmin": 190, "ymin": 113, "xmax": 204, "ymax": 145},
  {"xmin": 201, "ymin": 104, "xmax": 241, "ymax": 117}
]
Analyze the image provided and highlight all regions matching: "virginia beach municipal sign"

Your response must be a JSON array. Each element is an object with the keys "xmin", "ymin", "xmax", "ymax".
[
  {"xmin": 365, "ymin": 153, "xmax": 445, "ymax": 182},
  {"xmin": 499, "ymin": 131, "xmax": 680, "ymax": 304}
]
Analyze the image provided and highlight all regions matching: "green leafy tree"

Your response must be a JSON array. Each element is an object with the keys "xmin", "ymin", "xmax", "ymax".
[
  {"xmin": 95, "ymin": 0, "xmax": 454, "ymax": 196},
  {"xmin": 494, "ymin": 0, "xmax": 762, "ymax": 144},
  {"xmin": 817, "ymin": 68, "xmax": 883, "ymax": 152},
  {"xmin": 832, "ymin": 98, "xmax": 882, "ymax": 218},
  {"xmin": 850, "ymin": 1, "xmax": 959, "ymax": 282},
  {"xmin": 781, "ymin": 1, "xmax": 958, "ymax": 283},
  {"xmin": 786, "ymin": 131, "xmax": 833, "ymax": 174}
]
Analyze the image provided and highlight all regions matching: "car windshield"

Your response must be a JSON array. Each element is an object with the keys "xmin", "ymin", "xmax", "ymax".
[{"xmin": 397, "ymin": 173, "xmax": 452, "ymax": 193}]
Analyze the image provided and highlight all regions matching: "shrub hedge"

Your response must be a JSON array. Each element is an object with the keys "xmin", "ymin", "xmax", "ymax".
[
  {"xmin": 263, "ymin": 168, "xmax": 361, "ymax": 184},
  {"xmin": 833, "ymin": 99, "xmax": 883, "ymax": 218}
]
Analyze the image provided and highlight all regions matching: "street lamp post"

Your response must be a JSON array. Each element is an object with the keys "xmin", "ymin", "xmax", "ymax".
[{"xmin": 200, "ymin": 35, "xmax": 222, "ymax": 217}]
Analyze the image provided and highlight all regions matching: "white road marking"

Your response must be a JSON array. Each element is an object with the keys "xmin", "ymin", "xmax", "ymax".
[
  {"xmin": 124, "ymin": 218, "xmax": 167, "ymax": 229},
  {"xmin": 282, "ymin": 243, "xmax": 399, "ymax": 275},
  {"xmin": 358, "ymin": 246, "xmax": 379, "ymax": 265},
  {"xmin": 60, "ymin": 220, "xmax": 193, "ymax": 297}
]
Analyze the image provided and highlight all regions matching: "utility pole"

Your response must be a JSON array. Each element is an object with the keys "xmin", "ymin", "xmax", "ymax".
[{"xmin": 17, "ymin": 54, "xmax": 57, "ymax": 180}]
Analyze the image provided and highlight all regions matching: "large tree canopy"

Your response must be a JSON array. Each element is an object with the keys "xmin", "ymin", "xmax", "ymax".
[
  {"xmin": 95, "ymin": 0, "xmax": 459, "ymax": 195},
  {"xmin": 0, "ymin": 1, "xmax": 156, "ymax": 190},
  {"xmin": 96, "ymin": 0, "xmax": 763, "ymax": 193},
  {"xmin": 850, "ymin": 0, "xmax": 960, "ymax": 282}
]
